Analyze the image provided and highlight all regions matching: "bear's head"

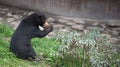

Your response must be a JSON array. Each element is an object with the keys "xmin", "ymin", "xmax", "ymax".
[{"xmin": 30, "ymin": 12, "xmax": 50, "ymax": 28}]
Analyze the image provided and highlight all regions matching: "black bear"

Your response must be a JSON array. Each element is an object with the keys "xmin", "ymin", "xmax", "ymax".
[{"xmin": 10, "ymin": 12, "xmax": 53, "ymax": 60}]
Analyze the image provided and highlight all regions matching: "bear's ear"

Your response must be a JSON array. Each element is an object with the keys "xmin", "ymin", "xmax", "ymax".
[{"xmin": 38, "ymin": 14, "xmax": 45, "ymax": 18}]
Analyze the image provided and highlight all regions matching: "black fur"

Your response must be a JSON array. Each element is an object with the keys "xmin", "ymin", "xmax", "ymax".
[{"xmin": 10, "ymin": 12, "xmax": 53, "ymax": 59}]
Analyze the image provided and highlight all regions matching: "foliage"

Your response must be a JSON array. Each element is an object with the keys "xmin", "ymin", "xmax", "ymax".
[
  {"xmin": 54, "ymin": 29, "xmax": 120, "ymax": 67},
  {"xmin": 0, "ymin": 22, "xmax": 120, "ymax": 67},
  {"xmin": 0, "ymin": 37, "xmax": 58, "ymax": 67},
  {"xmin": 0, "ymin": 23, "xmax": 13, "ymax": 37},
  {"xmin": 0, "ymin": 22, "xmax": 58, "ymax": 67},
  {"xmin": 31, "ymin": 38, "xmax": 59, "ymax": 62}
]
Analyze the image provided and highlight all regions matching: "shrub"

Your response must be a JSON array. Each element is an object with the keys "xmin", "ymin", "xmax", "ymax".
[{"xmin": 53, "ymin": 29, "xmax": 120, "ymax": 67}]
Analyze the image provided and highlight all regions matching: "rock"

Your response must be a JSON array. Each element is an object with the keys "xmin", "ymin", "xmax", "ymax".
[
  {"xmin": 56, "ymin": 16, "xmax": 69, "ymax": 19},
  {"xmin": 46, "ymin": 31, "xmax": 57, "ymax": 38},
  {"xmin": 105, "ymin": 20, "xmax": 120, "ymax": 26},
  {"xmin": 86, "ymin": 26, "xmax": 105, "ymax": 32},
  {"xmin": 111, "ymin": 30, "xmax": 119, "ymax": 35},
  {"xmin": 0, "ymin": 17, "xmax": 3, "ymax": 21},
  {"xmin": 58, "ymin": 28, "xmax": 70, "ymax": 32},
  {"xmin": 13, "ymin": 15, "xmax": 20, "ymax": 19},
  {"xmin": 71, "ymin": 24, "xmax": 84, "ymax": 30},
  {"xmin": 100, "ymin": 24, "xmax": 106, "ymax": 29},
  {"xmin": 11, "ymin": 22, "xmax": 17, "ymax": 26},
  {"xmin": 66, "ymin": 22, "xmax": 75, "ymax": 26},
  {"xmin": 47, "ymin": 17, "xmax": 55, "ymax": 23},
  {"xmin": 92, "ymin": 22, "xmax": 99, "ymax": 26},
  {"xmin": 58, "ymin": 19, "xmax": 69, "ymax": 24},
  {"xmin": 2, "ymin": 8, "xmax": 9, "ymax": 11},
  {"xmin": 53, "ymin": 24, "xmax": 65, "ymax": 28},
  {"xmin": 84, "ymin": 20, "xmax": 98, "ymax": 25},
  {"xmin": 84, "ymin": 30, "xmax": 89, "ymax": 34},
  {"xmin": 7, "ymin": 18, "xmax": 15, "ymax": 22},
  {"xmin": 72, "ymin": 18, "xmax": 85, "ymax": 24},
  {"xmin": 19, "ymin": 15, "xmax": 23, "ymax": 18},
  {"xmin": 23, "ymin": 13, "xmax": 27, "ymax": 15},
  {"xmin": 7, "ymin": 13, "xmax": 12, "ymax": 17},
  {"xmin": 0, "ymin": 11, "xmax": 6, "ymax": 14},
  {"xmin": 110, "ymin": 38, "xmax": 119, "ymax": 44},
  {"xmin": 112, "ymin": 28, "xmax": 120, "ymax": 31},
  {"xmin": 47, "ymin": 32, "xmax": 56, "ymax": 36}
]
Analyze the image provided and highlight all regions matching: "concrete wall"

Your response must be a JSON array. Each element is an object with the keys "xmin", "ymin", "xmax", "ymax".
[{"xmin": 0, "ymin": 0, "xmax": 120, "ymax": 20}]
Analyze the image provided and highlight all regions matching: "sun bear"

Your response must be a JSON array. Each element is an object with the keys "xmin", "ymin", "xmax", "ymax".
[{"xmin": 10, "ymin": 12, "xmax": 53, "ymax": 60}]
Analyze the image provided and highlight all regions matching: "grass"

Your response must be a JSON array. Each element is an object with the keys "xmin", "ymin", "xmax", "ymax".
[
  {"xmin": 0, "ymin": 38, "xmax": 58, "ymax": 67},
  {"xmin": 0, "ymin": 23, "xmax": 13, "ymax": 37},
  {"xmin": 0, "ymin": 22, "xmax": 120, "ymax": 67},
  {"xmin": 0, "ymin": 22, "xmax": 59, "ymax": 67}
]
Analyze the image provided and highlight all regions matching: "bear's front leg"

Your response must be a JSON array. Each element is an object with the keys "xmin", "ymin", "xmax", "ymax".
[{"xmin": 34, "ymin": 25, "xmax": 53, "ymax": 38}]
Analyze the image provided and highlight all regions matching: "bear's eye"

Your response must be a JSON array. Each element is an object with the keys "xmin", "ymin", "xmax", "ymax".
[{"xmin": 38, "ymin": 16, "xmax": 42, "ymax": 18}]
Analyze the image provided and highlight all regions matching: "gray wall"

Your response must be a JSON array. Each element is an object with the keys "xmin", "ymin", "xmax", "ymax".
[{"xmin": 0, "ymin": 0, "xmax": 120, "ymax": 19}]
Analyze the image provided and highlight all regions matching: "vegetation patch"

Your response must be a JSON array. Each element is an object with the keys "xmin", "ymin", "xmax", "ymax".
[
  {"xmin": 0, "ymin": 22, "xmax": 119, "ymax": 67},
  {"xmin": 0, "ymin": 23, "xmax": 13, "ymax": 37},
  {"xmin": 53, "ymin": 29, "xmax": 120, "ymax": 67},
  {"xmin": 0, "ymin": 22, "xmax": 58, "ymax": 67}
]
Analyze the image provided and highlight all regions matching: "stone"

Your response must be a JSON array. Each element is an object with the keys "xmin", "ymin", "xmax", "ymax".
[
  {"xmin": 0, "ymin": 11, "xmax": 6, "ymax": 14},
  {"xmin": 86, "ymin": 26, "xmax": 95, "ymax": 30},
  {"xmin": 56, "ymin": 16, "xmax": 69, "ymax": 20},
  {"xmin": 66, "ymin": 22, "xmax": 75, "ymax": 26},
  {"xmin": 110, "ymin": 38, "xmax": 119, "ymax": 44},
  {"xmin": 0, "ymin": 17, "xmax": 3, "ymax": 21},
  {"xmin": 92, "ymin": 22, "xmax": 99, "ymax": 26},
  {"xmin": 86, "ymin": 26, "xmax": 104, "ymax": 32},
  {"xmin": 46, "ymin": 32, "xmax": 56, "ymax": 38},
  {"xmin": 11, "ymin": 22, "xmax": 17, "ymax": 25},
  {"xmin": 83, "ymin": 30, "xmax": 89, "ymax": 34},
  {"xmin": 100, "ymin": 24, "xmax": 106, "ymax": 29},
  {"xmin": 19, "ymin": 15, "xmax": 23, "ymax": 18},
  {"xmin": 23, "ymin": 13, "xmax": 27, "ymax": 15},
  {"xmin": 47, "ymin": 17, "xmax": 55, "ymax": 23},
  {"xmin": 58, "ymin": 19, "xmax": 69, "ymax": 24},
  {"xmin": 84, "ymin": 20, "xmax": 98, "ymax": 25},
  {"xmin": 71, "ymin": 24, "xmax": 84, "ymax": 30},
  {"xmin": 2, "ymin": 8, "xmax": 9, "ymax": 11},
  {"xmin": 58, "ymin": 28, "xmax": 70, "ymax": 32},
  {"xmin": 112, "ymin": 28, "xmax": 120, "ymax": 31},
  {"xmin": 103, "ymin": 20, "xmax": 120, "ymax": 26},
  {"xmin": 48, "ymin": 32, "xmax": 56, "ymax": 36},
  {"xmin": 13, "ymin": 15, "xmax": 20, "ymax": 19},
  {"xmin": 7, "ymin": 18, "xmax": 15, "ymax": 22},
  {"xmin": 7, "ymin": 13, "xmax": 12, "ymax": 17},
  {"xmin": 53, "ymin": 24, "xmax": 65, "ymax": 28},
  {"xmin": 111, "ymin": 30, "xmax": 119, "ymax": 35},
  {"xmin": 72, "ymin": 18, "xmax": 85, "ymax": 24}
]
